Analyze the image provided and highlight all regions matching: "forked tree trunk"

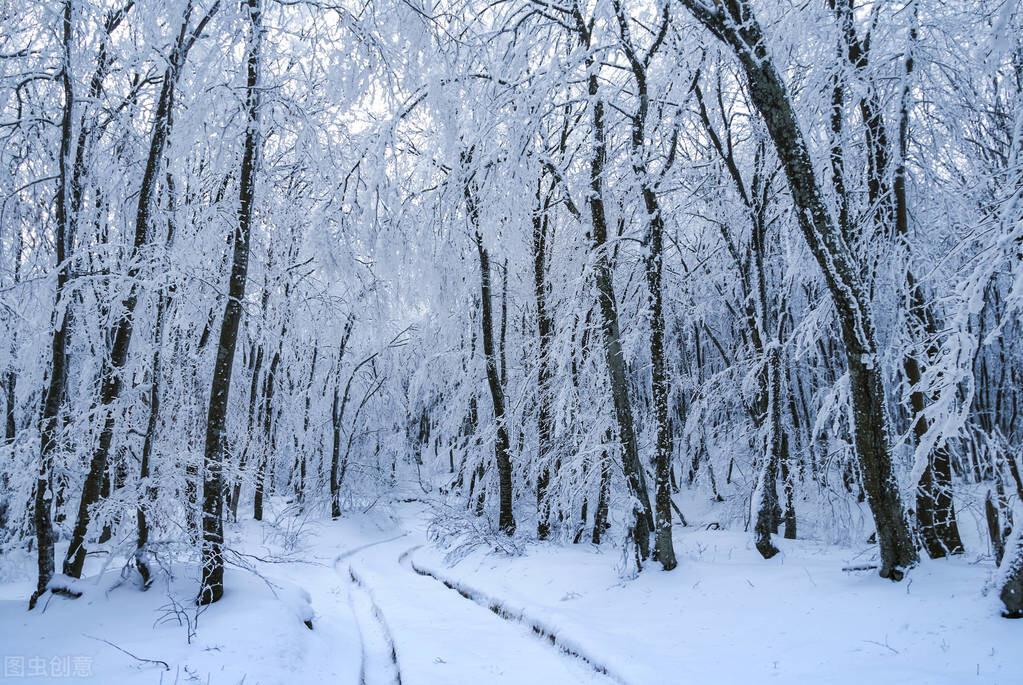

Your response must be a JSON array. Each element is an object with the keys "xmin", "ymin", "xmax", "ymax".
[
  {"xmin": 613, "ymin": 0, "xmax": 676, "ymax": 570},
  {"xmin": 570, "ymin": 3, "xmax": 654, "ymax": 559},
  {"xmin": 463, "ymin": 157, "xmax": 515, "ymax": 535}
]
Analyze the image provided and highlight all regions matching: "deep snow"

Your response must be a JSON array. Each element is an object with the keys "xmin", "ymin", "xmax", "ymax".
[{"xmin": 0, "ymin": 498, "xmax": 1016, "ymax": 684}]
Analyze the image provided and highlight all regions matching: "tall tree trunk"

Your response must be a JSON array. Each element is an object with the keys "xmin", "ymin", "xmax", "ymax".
[
  {"xmin": 680, "ymin": 0, "xmax": 918, "ymax": 579},
  {"xmin": 294, "ymin": 344, "xmax": 318, "ymax": 507},
  {"xmin": 3, "ymin": 369, "xmax": 14, "ymax": 445},
  {"xmin": 63, "ymin": 1, "xmax": 220, "ymax": 580},
  {"xmin": 330, "ymin": 385, "xmax": 343, "ymax": 518},
  {"xmin": 591, "ymin": 431, "xmax": 613, "ymax": 545},
  {"xmin": 894, "ymin": 19, "xmax": 963, "ymax": 557},
  {"xmin": 198, "ymin": 0, "xmax": 262, "ymax": 606},
  {"xmin": 532, "ymin": 176, "xmax": 555, "ymax": 540},
  {"xmin": 135, "ymin": 293, "xmax": 167, "ymax": 589},
  {"xmin": 571, "ymin": 3, "xmax": 654, "ymax": 559},
  {"xmin": 463, "ymin": 156, "xmax": 515, "ymax": 535},
  {"xmin": 255, "ymin": 340, "xmax": 282, "ymax": 523},
  {"xmin": 328, "ymin": 319, "xmax": 359, "ymax": 519},
  {"xmin": 30, "ymin": 0, "xmax": 75, "ymax": 609},
  {"xmin": 613, "ymin": 0, "xmax": 676, "ymax": 570}
]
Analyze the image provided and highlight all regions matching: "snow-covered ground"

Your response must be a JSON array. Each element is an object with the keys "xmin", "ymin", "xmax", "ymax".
[{"xmin": 0, "ymin": 498, "xmax": 1015, "ymax": 684}]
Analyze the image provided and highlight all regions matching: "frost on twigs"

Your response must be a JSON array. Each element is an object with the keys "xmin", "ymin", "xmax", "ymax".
[
  {"xmin": 258, "ymin": 502, "xmax": 314, "ymax": 553},
  {"xmin": 426, "ymin": 500, "xmax": 524, "ymax": 564}
]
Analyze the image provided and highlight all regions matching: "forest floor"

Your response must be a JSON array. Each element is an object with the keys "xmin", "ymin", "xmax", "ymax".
[{"xmin": 0, "ymin": 493, "xmax": 1016, "ymax": 684}]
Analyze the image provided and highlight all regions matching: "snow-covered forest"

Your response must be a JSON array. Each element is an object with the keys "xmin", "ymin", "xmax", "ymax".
[{"xmin": 0, "ymin": 0, "xmax": 1021, "ymax": 682}]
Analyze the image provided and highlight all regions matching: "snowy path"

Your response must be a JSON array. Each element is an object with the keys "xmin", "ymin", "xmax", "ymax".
[{"xmin": 335, "ymin": 529, "xmax": 615, "ymax": 685}]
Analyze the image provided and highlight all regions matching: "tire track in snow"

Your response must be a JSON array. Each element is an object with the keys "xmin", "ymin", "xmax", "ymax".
[
  {"xmin": 334, "ymin": 539, "xmax": 405, "ymax": 685},
  {"xmin": 336, "ymin": 532, "xmax": 410, "ymax": 561},
  {"xmin": 398, "ymin": 545, "xmax": 630, "ymax": 685},
  {"xmin": 346, "ymin": 565, "xmax": 402, "ymax": 685}
]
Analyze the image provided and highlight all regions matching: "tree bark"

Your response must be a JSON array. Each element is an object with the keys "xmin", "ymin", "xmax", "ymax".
[
  {"xmin": 532, "ymin": 176, "xmax": 555, "ymax": 540},
  {"xmin": 613, "ymin": 0, "xmax": 676, "ymax": 570},
  {"xmin": 571, "ymin": 3, "xmax": 654, "ymax": 559},
  {"xmin": 135, "ymin": 292, "xmax": 167, "ymax": 589},
  {"xmin": 999, "ymin": 528, "xmax": 1023, "ymax": 618},
  {"xmin": 754, "ymin": 346, "xmax": 782, "ymax": 559},
  {"xmin": 680, "ymin": 0, "xmax": 918, "ymax": 579},
  {"xmin": 63, "ymin": 0, "xmax": 220, "ymax": 580},
  {"xmin": 198, "ymin": 0, "xmax": 261, "ymax": 607},
  {"xmin": 30, "ymin": 0, "xmax": 75, "ymax": 609},
  {"xmin": 463, "ymin": 156, "xmax": 516, "ymax": 535}
]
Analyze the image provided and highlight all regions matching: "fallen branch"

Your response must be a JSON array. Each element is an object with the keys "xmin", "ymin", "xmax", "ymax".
[{"xmin": 83, "ymin": 635, "xmax": 170, "ymax": 671}]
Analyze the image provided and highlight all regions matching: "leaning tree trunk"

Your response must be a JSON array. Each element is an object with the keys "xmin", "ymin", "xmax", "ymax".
[
  {"xmin": 680, "ymin": 0, "xmax": 917, "ymax": 579},
  {"xmin": 197, "ymin": 0, "xmax": 262, "ymax": 606}
]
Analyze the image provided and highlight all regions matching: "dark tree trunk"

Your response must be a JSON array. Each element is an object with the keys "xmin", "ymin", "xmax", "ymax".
[
  {"xmin": 591, "ymin": 434, "xmax": 612, "ymax": 545},
  {"xmin": 3, "ymin": 370, "xmax": 14, "ymax": 445},
  {"xmin": 780, "ymin": 430, "xmax": 797, "ymax": 540},
  {"xmin": 63, "ymin": 1, "xmax": 219, "ymax": 580},
  {"xmin": 231, "ymin": 342, "xmax": 263, "ymax": 522},
  {"xmin": 986, "ymin": 490, "xmax": 1005, "ymax": 565},
  {"xmin": 30, "ymin": 0, "xmax": 75, "ymax": 609},
  {"xmin": 255, "ymin": 341, "xmax": 282, "ymax": 523},
  {"xmin": 197, "ymin": 0, "xmax": 261, "ymax": 607},
  {"xmin": 135, "ymin": 293, "xmax": 167, "ymax": 589},
  {"xmin": 613, "ymin": 0, "xmax": 676, "ymax": 570},
  {"xmin": 328, "ymin": 319, "xmax": 358, "ymax": 519},
  {"xmin": 832, "ymin": 0, "xmax": 963, "ymax": 559},
  {"xmin": 330, "ymin": 385, "xmax": 343, "ymax": 518},
  {"xmin": 0, "ymin": 367, "xmax": 14, "ymax": 532},
  {"xmin": 754, "ymin": 346, "xmax": 782, "ymax": 559},
  {"xmin": 680, "ymin": 0, "xmax": 918, "ymax": 580},
  {"xmin": 1000, "ymin": 530, "xmax": 1023, "ymax": 618},
  {"xmin": 892, "ymin": 24, "xmax": 964, "ymax": 558},
  {"xmin": 294, "ymin": 344, "xmax": 318, "ymax": 507},
  {"xmin": 571, "ymin": 5, "xmax": 654, "ymax": 559},
  {"xmin": 463, "ymin": 159, "xmax": 515, "ymax": 535},
  {"xmin": 532, "ymin": 176, "xmax": 555, "ymax": 540}
]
